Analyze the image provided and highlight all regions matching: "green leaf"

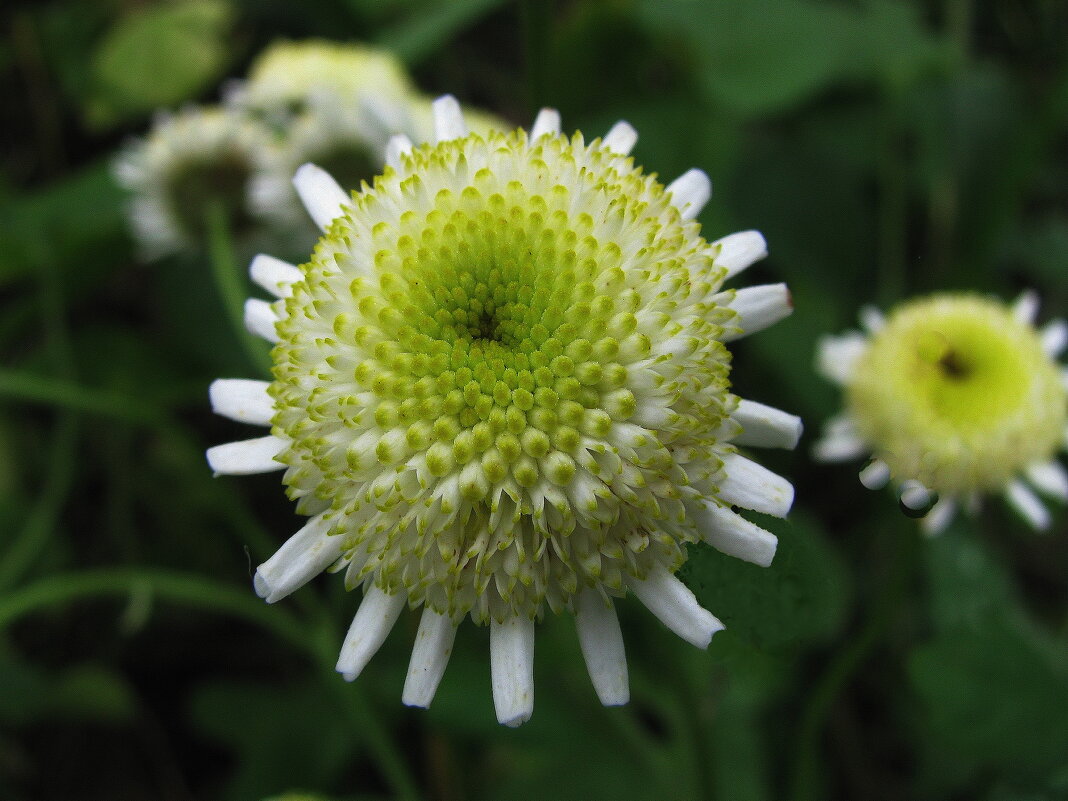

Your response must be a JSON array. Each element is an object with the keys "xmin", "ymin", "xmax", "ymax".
[
  {"xmin": 86, "ymin": 0, "xmax": 235, "ymax": 127},
  {"xmin": 636, "ymin": 0, "xmax": 947, "ymax": 116},
  {"xmin": 188, "ymin": 678, "xmax": 359, "ymax": 801},
  {"xmin": 681, "ymin": 511, "xmax": 851, "ymax": 651},
  {"xmin": 376, "ymin": 0, "xmax": 510, "ymax": 66}
]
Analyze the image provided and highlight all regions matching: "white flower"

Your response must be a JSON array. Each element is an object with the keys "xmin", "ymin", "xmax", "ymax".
[
  {"xmin": 113, "ymin": 106, "xmax": 272, "ymax": 258},
  {"xmin": 208, "ymin": 96, "xmax": 800, "ymax": 726},
  {"xmin": 225, "ymin": 39, "xmax": 413, "ymax": 125},
  {"xmin": 814, "ymin": 292, "xmax": 1068, "ymax": 534},
  {"xmin": 249, "ymin": 94, "xmax": 418, "ymax": 234}
]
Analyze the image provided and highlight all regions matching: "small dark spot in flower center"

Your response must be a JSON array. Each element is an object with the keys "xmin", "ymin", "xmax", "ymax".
[{"xmin": 937, "ymin": 349, "xmax": 970, "ymax": 380}]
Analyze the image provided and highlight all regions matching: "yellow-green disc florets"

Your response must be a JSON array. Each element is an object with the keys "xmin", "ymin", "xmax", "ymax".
[
  {"xmin": 269, "ymin": 129, "xmax": 740, "ymax": 624},
  {"xmin": 848, "ymin": 294, "xmax": 1067, "ymax": 494}
]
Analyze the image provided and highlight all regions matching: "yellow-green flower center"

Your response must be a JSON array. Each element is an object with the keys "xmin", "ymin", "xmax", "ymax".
[{"xmin": 848, "ymin": 294, "xmax": 1066, "ymax": 493}]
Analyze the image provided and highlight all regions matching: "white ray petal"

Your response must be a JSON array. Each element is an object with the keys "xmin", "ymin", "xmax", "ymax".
[
  {"xmin": 731, "ymin": 399, "xmax": 802, "ymax": 449},
  {"xmin": 254, "ymin": 513, "xmax": 345, "ymax": 603},
  {"xmin": 666, "ymin": 169, "xmax": 711, "ymax": 221},
  {"xmin": 717, "ymin": 452, "xmax": 794, "ymax": 517},
  {"xmin": 859, "ymin": 305, "xmax": 885, "ymax": 333},
  {"xmin": 858, "ymin": 459, "xmax": 891, "ymax": 490},
  {"xmin": 432, "ymin": 95, "xmax": 467, "ymax": 143},
  {"xmin": 721, "ymin": 283, "xmax": 793, "ymax": 342},
  {"xmin": 812, "ymin": 430, "xmax": 868, "ymax": 463},
  {"xmin": 206, "ymin": 435, "xmax": 286, "ymax": 475},
  {"xmin": 209, "ymin": 378, "xmax": 273, "ymax": 426},
  {"xmin": 921, "ymin": 498, "xmax": 957, "ymax": 536},
  {"xmin": 574, "ymin": 589, "xmax": 629, "ymax": 706},
  {"xmin": 899, "ymin": 480, "xmax": 933, "ymax": 512},
  {"xmin": 402, "ymin": 608, "xmax": 459, "ymax": 709},
  {"xmin": 1040, "ymin": 319, "xmax": 1067, "ymax": 358},
  {"xmin": 244, "ymin": 298, "xmax": 280, "ymax": 343},
  {"xmin": 1005, "ymin": 479, "xmax": 1050, "ymax": 530},
  {"xmin": 690, "ymin": 501, "xmax": 778, "ymax": 567},
  {"xmin": 250, "ymin": 254, "xmax": 301, "ymax": 298},
  {"xmin": 602, "ymin": 121, "xmax": 637, "ymax": 155},
  {"xmin": 628, "ymin": 564, "xmax": 723, "ymax": 649},
  {"xmin": 293, "ymin": 162, "xmax": 350, "ymax": 231},
  {"xmin": 336, "ymin": 585, "xmax": 407, "ymax": 682},
  {"xmin": 490, "ymin": 615, "xmax": 535, "ymax": 727},
  {"xmin": 385, "ymin": 134, "xmax": 413, "ymax": 169},
  {"xmin": 1024, "ymin": 460, "xmax": 1068, "ymax": 501},
  {"xmin": 711, "ymin": 230, "xmax": 767, "ymax": 279},
  {"xmin": 1013, "ymin": 290, "xmax": 1039, "ymax": 324},
  {"xmin": 816, "ymin": 333, "xmax": 868, "ymax": 385},
  {"xmin": 530, "ymin": 108, "xmax": 561, "ymax": 139}
]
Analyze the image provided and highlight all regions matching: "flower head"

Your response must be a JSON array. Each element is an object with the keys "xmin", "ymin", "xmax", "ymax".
[
  {"xmin": 226, "ymin": 39, "xmax": 413, "ymax": 123},
  {"xmin": 114, "ymin": 107, "xmax": 272, "ymax": 257},
  {"xmin": 208, "ymin": 97, "xmax": 799, "ymax": 726},
  {"xmin": 815, "ymin": 292, "xmax": 1068, "ymax": 533}
]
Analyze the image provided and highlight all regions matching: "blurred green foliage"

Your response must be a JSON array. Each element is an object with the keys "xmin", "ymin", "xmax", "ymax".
[{"xmin": 0, "ymin": 0, "xmax": 1065, "ymax": 800}]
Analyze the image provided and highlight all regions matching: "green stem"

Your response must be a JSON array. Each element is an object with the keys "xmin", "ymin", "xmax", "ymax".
[
  {"xmin": 204, "ymin": 200, "xmax": 272, "ymax": 376},
  {"xmin": 0, "ymin": 412, "xmax": 77, "ymax": 590},
  {"xmin": 0, "ymin": 568, "xmax": 307, "ymax": 651},
  {"xmin": 788, "ymin": 522, "xmax": 919, "ymax": 801},
  {"xmin": 0, "ymin": 369, "xmax": 164, "ymax": 424}
]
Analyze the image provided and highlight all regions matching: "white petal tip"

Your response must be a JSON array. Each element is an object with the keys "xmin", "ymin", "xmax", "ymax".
[
  {"xmin": 713, "ymin": 230, "xmax": 768, "ymax": 279},
  {"xmin": 666, "ymin": 169, "xmax": 711, "ymax": 221},
  {"xmin": 293, "ymin": 162, "xmax": 350, "ymax": 231},
  {"xmin": 602, "ymin": 121, "xmax": 638, "ymax": 155},
  {"xmin": 432, "ymin": 95, "xmax": 467, "ymax": 143},
  {"xmin": 530, "ymin": 108, "xmax": 561, "ymax": 139}
]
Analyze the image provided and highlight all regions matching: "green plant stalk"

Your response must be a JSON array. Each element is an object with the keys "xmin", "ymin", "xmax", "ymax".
[
  {"xmin": 204, "ymin": 200, "xmax": 273, "ymax": 376},
  {"xmin": 0, "ymin": 566, "xmax": 423, "ymax": 800},
  {"xmin": 787, "ymin": 521, "xmax": 920, "ymax": 801},
  {"xmin": 0, "ymin": 369, "xmax": 164, "ymax": 424}
]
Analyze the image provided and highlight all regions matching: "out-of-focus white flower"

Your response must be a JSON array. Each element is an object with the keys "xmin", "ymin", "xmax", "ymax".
[
  {"xmin": 814, "ymin": 292, "xmax": 1068, "ymax": 533},
  {"xmin": 113, "ymin": 107, "xmax": 272, "ymax": 257},
  {"xmin": 208, "ymin": 97, "xmax": 800, "ymax": 726}
]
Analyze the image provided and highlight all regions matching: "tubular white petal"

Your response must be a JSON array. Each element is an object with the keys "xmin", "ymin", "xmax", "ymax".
[
  {"xmin": 812, "ymin": 431, "xmax": 868, "ymax": 463},
  {"xmin": 858, "ymin": 459, "xmax": 891, "ymax": 490},
  {"xmin": 1005, "ymin": 480, "xmax": 1051, "ymax": 530},
  {"xmin": 602, "ymin": 121, "xmax": 637, "ymax": 155},
  {"xmin": 1024, "ymin": 461, "xmax": 1068, "ymax": 501},
  {"xmin": 574, "ymin": 589, "xmax": 629, "ymax": 707},
  {"xmin": 209, "ymin": 378, "xmax": 273, "ymax": 425},
  {"xmin": 1040, "ymin": 319, "xmax": 1067, "ymax": 357},
  {"xmin": 490, "ymin": 615, "xmax": 535, "ymax": 727},
  {"xmin": 254, "ymin": 513, "xmax": 345, "ymax": 603},
  {"xmin": 731, "ymin": 399, "xmax": 802, "ymax": 449},
  {"xmin": 721, "ymin": 283, "xmax": 793, "ymax": 342},
  {"xmin": 250, "ymin": 254, "xmax": 301, "ymax": 298},
  {"xmin": 628, "ymin": 564, "xmax": 723, "ymax": 649},
  {"xmin": 206, "ymin": 435, "xmax": 286, "ymax": 475},
  {"xmin": 1013, "ymin": 290, "xmax": 1039, "ymax": 324},
  {"xmin": 816, "ymin": 333, "xmax": 868, "ymax": 385},
  {"xmin": 432, "ymin": 95, "xmax": 467, "ymax": 143},
  {"xmin": 385, "ymin": 134, "xmax": 413, "ymax": 168},
  {"xmin": 859, "ymin": 305, "xmax": 885, "ymax": 333},
  {"xmin": 899, "ymin": 480, "xmax": 933, "ymax": 512},
  {"xmin": 717, "ymin": 452, "xmax": 794, "ymax": 517},
  {"xmin": 711, "ymin": 230, "xmax": 767, "ymax": 279},
  {"xmin": 530, "ymin": 108, "xmax": 561, "ymax": 139},
  {"xmin": 293, "ymin": 163, "xmax": 350, "ymax": 231},
  {"xmin": 690, "ymin": 501, "xmax": 778, "ymax": 567},
  {"xmin": 666, "ymin": 169, "xmax": 711, "ymax": 221},
  {"xmin": 402, "ymin": 608, "xmax": 459, "ymax": 709},
  {"xmin": 336, "ymin": 586, "xmax": 407, "ymax": 682},
  {"xmin": 244, "ymin": 298, "xmax": 280, "ymax": 343},
  {"xmin": 921, "ymin": 498, "xmax": 957, "ymax": 536}
]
